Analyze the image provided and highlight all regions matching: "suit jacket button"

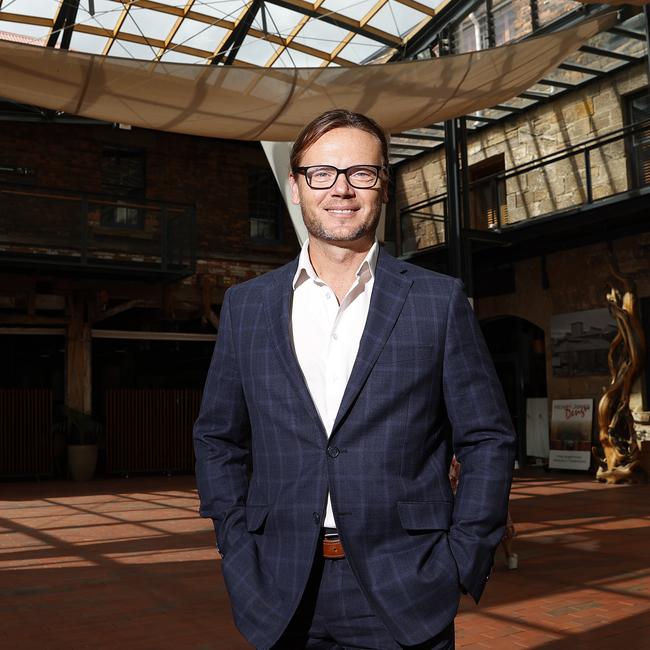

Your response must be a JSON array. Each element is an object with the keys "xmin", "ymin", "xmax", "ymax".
[
  {"xmin": 327, "ymin": 446, "xmax": 340, "ymax": 458},
  {"xmin": 313, "ymin": 512, "xmax": 320, "ymax": 525}
]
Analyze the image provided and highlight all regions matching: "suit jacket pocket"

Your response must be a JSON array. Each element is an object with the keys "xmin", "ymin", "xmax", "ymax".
[
  {"xmin": 397, "ymin": 500, "xmax": 452, "ymax": 532},
  {"xmin": 245, "ymin": 504, "xmax": 269, "ymax": 533}
]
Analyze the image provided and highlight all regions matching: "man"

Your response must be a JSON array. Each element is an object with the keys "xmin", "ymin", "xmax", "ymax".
[{"xmin": 194, "ymin": 110, "xmax": 515, "ymax": 650}]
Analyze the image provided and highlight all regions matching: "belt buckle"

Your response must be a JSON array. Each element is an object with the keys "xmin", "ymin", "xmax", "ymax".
[{"xmin": 322, "ymin": 532, "xmax": 345, "ymax": 559}]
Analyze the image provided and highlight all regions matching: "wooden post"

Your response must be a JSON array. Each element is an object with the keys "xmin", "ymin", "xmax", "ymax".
[{"xmin": 65, "ymin": 295, "xmax": 91, "ymax": 415}]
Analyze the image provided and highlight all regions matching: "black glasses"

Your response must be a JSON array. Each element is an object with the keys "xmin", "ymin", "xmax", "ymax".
[{"xmin": 293, "ymin": 165, "xmax": 384, "ymax": 189}]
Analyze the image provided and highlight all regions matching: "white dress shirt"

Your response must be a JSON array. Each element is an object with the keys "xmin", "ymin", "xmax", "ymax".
[{"xmin": 291, "ymin": 239, "xmax": 378, "ymax": 528}]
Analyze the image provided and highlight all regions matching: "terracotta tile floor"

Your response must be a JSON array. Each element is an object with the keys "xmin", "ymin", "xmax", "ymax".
[{"xmin": 1, "ymin": 472, "xmax": 649, "ymax": 649}]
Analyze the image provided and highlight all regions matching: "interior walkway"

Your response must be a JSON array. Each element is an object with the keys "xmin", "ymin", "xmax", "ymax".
[{"xmin": 1, "ymin": 472, "xmax": 648, "ymax": 649}]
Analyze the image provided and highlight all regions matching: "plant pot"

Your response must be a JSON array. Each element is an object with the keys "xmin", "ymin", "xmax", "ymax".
[{"xmin": 67, "ymin": 444, "xmax": 98, "ymax": 481}]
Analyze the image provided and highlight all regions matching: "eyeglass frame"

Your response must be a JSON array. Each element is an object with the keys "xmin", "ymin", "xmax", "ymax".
[{"xmin": 292, "ymin": 164, "xmax": 386, "ymax": 190}]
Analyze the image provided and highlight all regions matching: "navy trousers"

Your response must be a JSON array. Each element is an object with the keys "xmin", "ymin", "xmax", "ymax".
[{"xmin": 271, "ymin": 554, "xmax": 455, "ymax": 650}]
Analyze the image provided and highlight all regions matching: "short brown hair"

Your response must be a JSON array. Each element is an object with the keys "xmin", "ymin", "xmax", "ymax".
[{"xmin": 290, "ymin": 109, "xmax": 389, "ymax": 171}]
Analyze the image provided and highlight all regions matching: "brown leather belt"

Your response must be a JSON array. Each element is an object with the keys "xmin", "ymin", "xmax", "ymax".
[{"xmin": 322, "ymin": 533, "xmax": 345, "ymax": 559}]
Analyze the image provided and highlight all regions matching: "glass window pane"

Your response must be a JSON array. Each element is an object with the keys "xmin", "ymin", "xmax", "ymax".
[
  {"xmin": 3, "ymin": 0, "xmax": 57, "ymax": 19},
  {"xmin": 538, "ymin": 0, "xmax": 582, "ymax": 27},
  {"xmin": 368, "ymin": 4, "xmax": 428, "ymax": 39},
  {"xmin": 493, "ymin": 0, "xmax": 532, "ymax": 46},
  {"xmin": 455, "ymin": 3, "xmax": 488, "ymax": 53},
  {"xmin": 68, "ymin": 31, "xmax": 109, "ymax": 55},
  {"xmin": 321, "ymin": 0, "xmax": 381, "ymax": 23}
]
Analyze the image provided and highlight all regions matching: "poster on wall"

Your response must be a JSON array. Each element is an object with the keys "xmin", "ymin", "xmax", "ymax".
[
  {"xmin": 549, "ymin": 399, "xmax": 593, "ymax": 470},
  {"xmin": 550, "ymin": 309, "xmax": 616, "ymax": 377}
]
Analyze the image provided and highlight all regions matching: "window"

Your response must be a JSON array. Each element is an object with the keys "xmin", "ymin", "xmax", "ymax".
[
  {"xmin": 493, "ymin": 0, "xmax": 516, "ymax": 46},
  {"xmin": 456, "ymin": 7, "xmax": 488, "ymax": 53},
  {"xmin": 625, "ymin": 89, "xmax": 650, "ymax": 189},
  {"xmin": 467, "ymin": 154, "xmax": 507, "ymax": 230},
  {"xmin": 101, "ymin": 147, "xmax": 146, "ymax": 228},
  {"xmin": 249, "ymin": 168, "xmax": 283, "ymax": 242}
]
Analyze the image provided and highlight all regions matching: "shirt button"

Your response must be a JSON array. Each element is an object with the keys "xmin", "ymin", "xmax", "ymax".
[
  {"xmin": 313, "ymin": 512, "xmax": 321, "ymax": 525},
  {"xmin": 327, "ymin": 446, "xmax": 340, "ymax": 458},
  {"xmin": 332, "ymin": 332, "xmax": 338, "ymax": 340},
  {"xmin": 325, "ymin": 293, "xmax": 331, "ymax": 300}
]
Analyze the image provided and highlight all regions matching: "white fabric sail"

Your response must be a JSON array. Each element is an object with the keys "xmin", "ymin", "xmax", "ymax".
[{"xmin": 0, "ymin": 13, "xmax": 615, "ymax": 140}]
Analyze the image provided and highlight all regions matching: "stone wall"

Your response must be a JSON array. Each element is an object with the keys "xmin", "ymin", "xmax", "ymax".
[{"xmin": 395, "ymin": 64, "xmax": 648, "ymax": 250}]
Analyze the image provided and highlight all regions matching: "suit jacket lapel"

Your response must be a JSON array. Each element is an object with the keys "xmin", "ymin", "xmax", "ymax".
[
  {"xmin": 332, "ymin": 249, "xmax": 412, "ymax": 433},
  {"xmin": 263, "ymin": 260, "xmax": 326, "ymax": 435}
]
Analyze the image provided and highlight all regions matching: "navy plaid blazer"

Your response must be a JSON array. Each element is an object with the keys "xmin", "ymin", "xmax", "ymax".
[{"xmin": 194, "ymin": 248, "xmax": 515, "ymax": 649}]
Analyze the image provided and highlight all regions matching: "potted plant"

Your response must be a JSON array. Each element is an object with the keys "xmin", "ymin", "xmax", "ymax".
[{"xmin": 54, "ymin": 407, "xmax": 103, "ymax": 481}]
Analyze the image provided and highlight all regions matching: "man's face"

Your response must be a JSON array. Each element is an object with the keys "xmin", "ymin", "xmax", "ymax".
[{"xmin": 289, "ymin": 127, "xmax": 387, "ymax": 245}]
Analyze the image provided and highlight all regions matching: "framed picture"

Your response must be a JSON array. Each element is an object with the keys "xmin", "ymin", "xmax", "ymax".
[{"xmin": 551, "ymin": 309, "xmax": 616, "ymax": 377}]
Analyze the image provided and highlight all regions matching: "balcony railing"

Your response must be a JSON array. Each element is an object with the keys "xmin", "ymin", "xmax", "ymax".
[
  {"xmin": 0, "ymin": 185, "xmax": 197, "ymax": 277},
  {"xmin": 398, "ymin": 118, "xmax": 650, "ymax": 256}
]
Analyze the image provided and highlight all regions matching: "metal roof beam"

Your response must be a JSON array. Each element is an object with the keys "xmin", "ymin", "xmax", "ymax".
[
  {"xmin": 466, "ymin": 114, "xmax": 499, "ymax": 123},
  {"xmin": 557, "ymin": 61, "xmax": 601, "ymax": 76},
  {"xmin": 538, "ymin": 77, "xmax": 576, "ymax": 90},
  {"xmin": 266, "ymin": 0, "xmax": 401, "ymax": 48},
  {"xmin": 608, "ymin": 25, "xmax": 646, "ymax": 41},
  {"xmin": 518, "ymin": 90, "xmax": 554, "ymax": 101},
  {"xmin": 389, "ymin": 142, "xmax": 437, "ymax": 151},
  {"xmin": 394, "ymin": 131, "xmax": 445, "ymax": 142},
  {"xmin": 212, "ymin": 0, "xmax": 262, "ymax": 65},
  {"xmin": 579, "ymin": 44, "xmax": 640, "ymax": 63},
  {"xmin": 47, "ymin": 0, "xmax": 80, "ymax": 50}
]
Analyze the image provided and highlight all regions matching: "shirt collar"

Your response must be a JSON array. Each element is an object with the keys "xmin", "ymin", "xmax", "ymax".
[{"xmin": 292, "ymin": 239, "xmax": 379, "ymax": 290}]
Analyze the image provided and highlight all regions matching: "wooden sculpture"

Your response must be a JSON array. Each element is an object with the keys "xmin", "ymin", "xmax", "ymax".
[{"xmin": 593, "ymin": 260, "xmax": 647, "ymax": 484}]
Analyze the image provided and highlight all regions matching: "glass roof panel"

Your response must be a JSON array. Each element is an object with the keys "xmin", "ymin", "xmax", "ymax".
[
  {"xmin": 236, "ymin": 34, "xmax": 280, "ymax": 65},
  {"xmin": 619, "ymin": 12, "xmax": 646, "ymax": 36},
  {"xmin": 264, "ymin": 4, "xmax": 306, "ymax": 38},
  {"xmin": 543, "ymin": 66, "xmax": 595, "ymax": 87},
  {"xmin": 159, "ymin": 50, "xmax": 207, "ymax": 64},
  {"xmin": 191, "ymin": 0, "xmax": 247, "ymax": 22},
  {"xmin": 2, "ymin": 0, "xmax": 58, "ymax": 20},
  {"xmin": 0, "ymin": 20, "xmax": 49, "ymax": 41},
  {"xmin": 124, "ymin": 7, "xmax": 179, "ymax": 40},
  {"xmin": 589, "ymin": 30, "xmax": 646, "ymax": 60},
  {"xmin": 148, "ymin": 0, "xmax": 186, "ymax": 7},
  {"xmin": 471, "ymin": 107, "xmax": 511, "ymax": 120},
  {"xmin": 321, "ymin": 0, "xmax": 384, "ymax": 25},
  {"xmin": 497, "ymin": 96, "xmax": 536, "ymax": 110},
  {"xmin": 172, "ymin": 20, "xmax": 229, "ymax": 53},
  {"xmin": 272, "ymin": 48, "xmax": 325, "ymax": 68},
  {"xmin": 76, "ymin": 1, "xmax": 123, "ymax": 33},
  {"xmin": 291, "ymin": 19, "xmax": 351, "ymax": 52},
  {"xmin": 337, "ymin": 32, "xmax": 386, "ymax": 64},
  {"xmin": 68, "ymin": 31, "xmax": 110, "ymax": 55},
  {"xmin": 368, "ymin": 3, "xmax": 428, "ymax": 39},
  {"xmin": 564, "ymin": 50, "xmax": 626, "ymax": 75},
  {"xmin": 110, "ymin": 39, "xmax": 161, "ymax": 60},
  {"xmin": 527, "ymin": 83, "xmax": 561, "ymax": 97}
]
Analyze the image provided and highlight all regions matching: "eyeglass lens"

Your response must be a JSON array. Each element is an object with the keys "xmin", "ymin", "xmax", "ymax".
[{"xmin": 306, "ymin": 166, "xmax": 379, "ymax": 189}]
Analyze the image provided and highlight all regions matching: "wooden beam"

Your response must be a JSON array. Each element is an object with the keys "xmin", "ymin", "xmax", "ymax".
[
  {"xmin": 91, "ymin": 329, "xmax": 216, "ymax": 341},
  {"xmin": 92, "ymin": 299, "xmax": 146, "ymax": 324},
  {"xmin": 0, "ymin": 327, "xmax": 66, "ymax": 335}
]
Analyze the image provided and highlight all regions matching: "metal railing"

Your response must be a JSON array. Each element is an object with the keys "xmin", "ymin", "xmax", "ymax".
[
  {"xmin": 398, "ymin": 118, "xmax": 650, "ymax": 256},
  {"xmin": 0, "ymin": 184, "xmax": 197, "ymax": 276}
]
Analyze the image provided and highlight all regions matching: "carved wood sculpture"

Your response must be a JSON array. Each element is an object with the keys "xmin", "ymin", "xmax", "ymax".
[{"xmin": 593, "ymin": 259, "xmax": 647, "ymax": 484}]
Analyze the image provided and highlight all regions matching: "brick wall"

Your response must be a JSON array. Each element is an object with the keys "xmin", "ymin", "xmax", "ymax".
[{"xmin": 0, "ymin": 121, "xmax": 298, "ymax": 261}]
